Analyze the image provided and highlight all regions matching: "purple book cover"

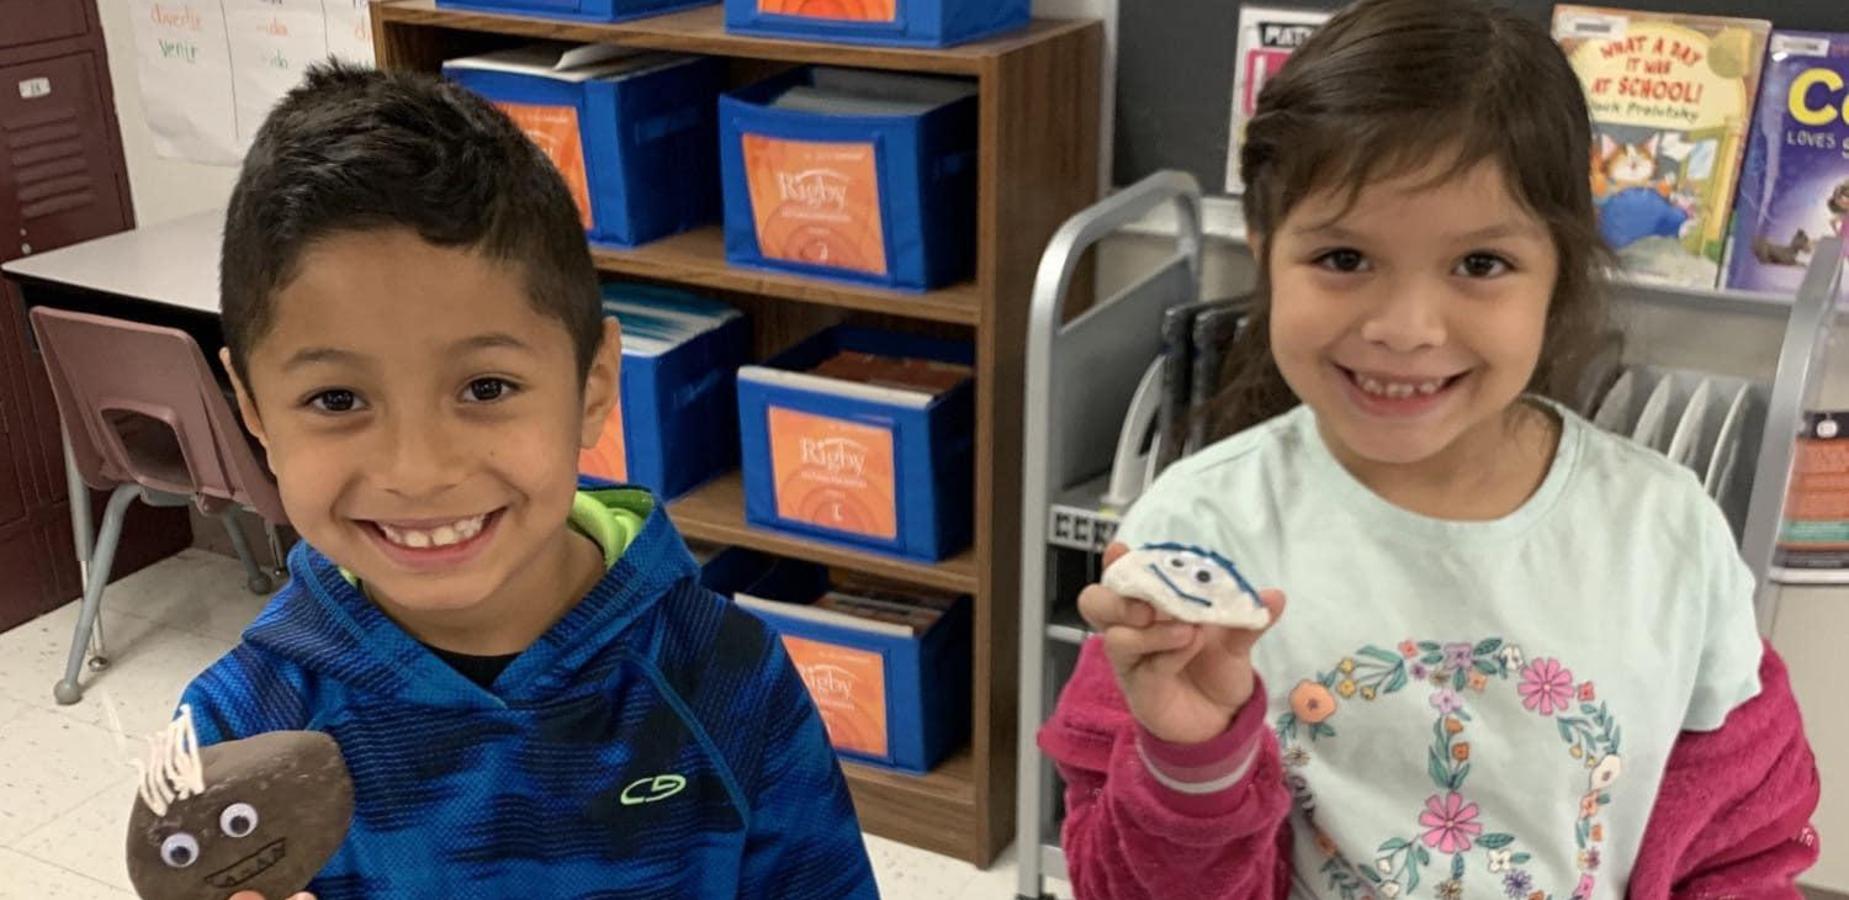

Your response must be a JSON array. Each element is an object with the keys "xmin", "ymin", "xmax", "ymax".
[{"xmin": 1724, "ymin": 31, "xmax": 1849, "ymax": 294}]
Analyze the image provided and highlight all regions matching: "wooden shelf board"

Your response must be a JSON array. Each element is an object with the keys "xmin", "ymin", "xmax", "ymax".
[
  {"xmin": 668, "ymin": 471, "xmax": 978, "ymax": 593},
  {"xmin": 590, "ymin": 227, "xmax": 980, "ymax": 325},
  {"xmin": 376, "ymin": 0, "xmax": 1095, "ymax": 76},
  {"xmin": 842, "ymin": 749, "xmax": 979, "ymax": 862}
]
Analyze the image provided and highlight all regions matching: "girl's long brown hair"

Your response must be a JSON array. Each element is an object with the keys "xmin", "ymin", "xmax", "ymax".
[{"xmin": 1207, "ymin": 0, "xmax": 1616, "ymax": 440}]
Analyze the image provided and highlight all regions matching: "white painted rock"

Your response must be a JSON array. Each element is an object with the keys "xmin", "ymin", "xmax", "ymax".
[{"xmin": 1102, "ymin": 543, "xmax": 1270, "ymax": 629}]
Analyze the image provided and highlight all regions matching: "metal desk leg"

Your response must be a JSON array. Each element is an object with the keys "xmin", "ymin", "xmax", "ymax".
[{"xmin": 62, "ymin": 429, "xmax": 105, "ymax": 667}]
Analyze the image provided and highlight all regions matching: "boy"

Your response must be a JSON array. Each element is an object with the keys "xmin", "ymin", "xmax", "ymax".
[{"xmin": 180, "ymin": 62, "xmax": 877, "ymax": 898}]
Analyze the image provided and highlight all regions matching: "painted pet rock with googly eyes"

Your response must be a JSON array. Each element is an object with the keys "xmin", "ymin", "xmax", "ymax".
[
  {"xmin": 1103, "ymin": 542, "xmax": 1270, "ymax": 629},
  {"xmin": 125, "ymin": 707, "xmax": 353, "ymax": 900}
]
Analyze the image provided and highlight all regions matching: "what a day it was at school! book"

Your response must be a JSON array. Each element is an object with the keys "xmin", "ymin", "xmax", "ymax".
[{"xmin": 1553, "ymin": 5, "xmax": 1771, "ymax": 289}]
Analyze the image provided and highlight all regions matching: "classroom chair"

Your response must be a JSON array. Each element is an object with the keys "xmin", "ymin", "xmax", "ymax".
[{"xmin": 28, "ymin": 307, "xmax": 288, "ymax": 705}]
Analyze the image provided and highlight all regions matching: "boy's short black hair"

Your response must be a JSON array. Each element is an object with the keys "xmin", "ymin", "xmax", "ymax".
[{"xmin": 220, "ymin": 61, "xmax": 601, "ymax": 386}]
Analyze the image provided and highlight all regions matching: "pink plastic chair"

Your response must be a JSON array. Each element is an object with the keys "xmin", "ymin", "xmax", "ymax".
[{"xmin": 28, "ymin": 307, "xmax": 288, "ymax": 705}]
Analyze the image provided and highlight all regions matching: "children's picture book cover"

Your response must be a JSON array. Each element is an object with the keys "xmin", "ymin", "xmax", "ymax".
[
  {"xmin": 1553, "ymin": 5, "xmax": 1771, "ymax": 289},
  {"xmin": 1724, "ymin": 31, "xmax": 1849, "ymax": 294},
  {"xmin": 1225, "ymin": 5, "xmax": 1330, "ymax": 195}
]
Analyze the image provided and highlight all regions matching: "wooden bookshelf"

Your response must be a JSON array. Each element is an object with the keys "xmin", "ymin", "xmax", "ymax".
[
  {"xmin": 669, "ymin": 471, "xmax": 978, "ymax": 593},
  {"xmin": 590, "ymin": 227, "xmax": 982, "ymax": 326},
  {"xmin": 373, "ymin": 1, "xmax": 1102, "ymax": 865},
  {"xmin": 374, "ymin": 1, "xmax": 1088, "ymax": 75}
]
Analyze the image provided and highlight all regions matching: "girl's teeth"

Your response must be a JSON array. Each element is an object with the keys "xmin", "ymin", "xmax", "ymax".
[{"xmin": 1357, "ymin": 375, "xmax": 1448, "ymax": 398}]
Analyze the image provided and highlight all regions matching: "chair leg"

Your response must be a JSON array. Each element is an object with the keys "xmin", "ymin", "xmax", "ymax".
[
  {"xmin": 221, "ymin": 512, "xmax": 274, "ymax": 595},
  {"xmin": 263, "ymin": 521, "xmax": 287, "ymax": 579},
  {"xmin": 54, "ymin": 484, "xmax": 139, "ymax": 706},
  {"xmin": 61, "ymin": 430, "xmax": 92, "ymax": 585}
]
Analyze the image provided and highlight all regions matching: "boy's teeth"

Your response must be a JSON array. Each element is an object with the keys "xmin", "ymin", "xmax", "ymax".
[
  {"xmin": 1357, "ymin": 375, "xmax": 1447, "ymax": 398},
  {"xmin": 377, "ymin": 514, "xmax": 488, "ymax": 549}
]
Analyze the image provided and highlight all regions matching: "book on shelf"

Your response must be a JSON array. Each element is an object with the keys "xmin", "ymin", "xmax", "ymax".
[
  {"xmin": 1224, "ymin": 5, "xmax": 1331, "ymax": 195},
  {"xmin": 1772, "ymin": 410, "xmax": 1849, "ymax": 580},
  {"xmin": 809, "ymin": 349, "xmax": 973, "ymax": 396},
  {"xmin": 732, "ymin": 581, "xmax": 961, "ymax": 639},
  {"xmin": 1553, "ymin": 5, "xmax": 1771, "ymax": 290},
  {"xmin": 1723, "ymin": 31, "xmax": 1849, "ymax": 295}
]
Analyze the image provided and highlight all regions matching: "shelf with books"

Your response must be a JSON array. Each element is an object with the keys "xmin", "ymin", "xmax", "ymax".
[
  {"xmin": 376, "ymin": 2, "xmax": 1102, "ymax": 864},
  {"xmin": 373, "ymin": 1, "xmax": 1090, "ymax": 77},
  {"xmin": 667, "ymin": 471, "xmax": 979, "ymax": 594},
  {"xmin": 590, "ymin": 228, "xmax": 983, "ymax": 326}
]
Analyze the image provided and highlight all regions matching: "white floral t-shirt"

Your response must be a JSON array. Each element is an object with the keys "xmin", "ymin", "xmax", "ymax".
[{"xmin": 1114, "ymin": 402, "xmax": 1763, "ymax": 900}]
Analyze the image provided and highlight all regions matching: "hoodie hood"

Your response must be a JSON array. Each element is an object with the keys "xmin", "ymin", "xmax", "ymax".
[{"xmin": 241, "ymin": 487, "xmax": 697, "ymax": 711}]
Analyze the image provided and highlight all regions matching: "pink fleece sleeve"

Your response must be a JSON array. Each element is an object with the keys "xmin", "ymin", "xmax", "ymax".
[
  {"xmin": 1630, "ymin": 643, "xmax": 1822, "ymax": 899},
  {"xmin": 1037, "ymin": 638, "xmax": 1294, "ymax": 900}
]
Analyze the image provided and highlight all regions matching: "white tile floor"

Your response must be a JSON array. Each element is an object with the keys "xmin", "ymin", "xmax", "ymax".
[{"xmin": 0, "ymin": 550, "xmax": 1073, "ymax": 899}]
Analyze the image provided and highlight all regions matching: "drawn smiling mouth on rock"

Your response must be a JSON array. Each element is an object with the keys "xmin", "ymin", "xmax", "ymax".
[{"xmin": 204, "ymin": 839, "xmax": 287, "ymax": 889}]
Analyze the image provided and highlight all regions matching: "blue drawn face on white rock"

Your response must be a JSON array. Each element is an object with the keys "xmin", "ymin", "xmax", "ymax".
[{"xmin": 1101, "ymin": 543, "xmax": 1270, "ymax": 629}]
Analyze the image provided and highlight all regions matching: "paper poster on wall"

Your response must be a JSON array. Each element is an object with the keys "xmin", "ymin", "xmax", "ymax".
[
  {"xmin": 131, "ymin": 0, "xmax": 242, "ymax": 164},
  {"xmin": 129, "ymin": 0, "xmax": 377, "ymax": 165},
  {"xmin": 224, "ymin": 0, "xmax": 328, "ymax": 144},
  {"xmin": 1225, "ymin": 6, "xmax": 1329, "ymax": 195},
  {"xmin": 322, "ymin": 0, "xmax": 376, "ymax": 66}
]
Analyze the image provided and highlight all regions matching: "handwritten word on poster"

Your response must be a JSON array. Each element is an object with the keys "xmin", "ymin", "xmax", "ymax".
[{"xmin": 130, "ymin": 0, "xmax": 376, "ymax": 165}]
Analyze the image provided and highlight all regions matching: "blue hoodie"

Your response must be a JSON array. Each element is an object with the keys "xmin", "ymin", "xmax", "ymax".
[{"xmin": 178, "ymin": 487, "xmax": 878, "ymax": 899}]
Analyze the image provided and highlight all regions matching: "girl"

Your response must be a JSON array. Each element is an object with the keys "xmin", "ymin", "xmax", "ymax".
[{"xmin": 1040, "ymin": 1, "xmax": 1821, "ymax": 898}]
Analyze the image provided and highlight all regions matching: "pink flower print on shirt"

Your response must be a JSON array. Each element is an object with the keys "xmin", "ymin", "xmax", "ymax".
[
  {"xmin": 1519, "ymin": 658, "xmax": 1575, "ymax": 716},
  {"xmin": 1442, "ymin": 642, "xmax": 1476, "ymax": 670},
  {"xmin": 1430, "ymin": 688, "xmax": 1464, "ymax": 716},
  {"xmin": 1419, "ymin": 792, "xmax": 1483, "ymax": 854}
]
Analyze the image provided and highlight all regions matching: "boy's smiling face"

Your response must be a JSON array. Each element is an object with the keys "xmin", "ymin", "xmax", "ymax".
[{"xmin": 229, "ymin": 228, "xmax": 619, "ymax": 637}]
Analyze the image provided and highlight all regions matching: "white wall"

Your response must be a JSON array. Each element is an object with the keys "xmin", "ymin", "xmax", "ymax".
[
  {"xmin": 98, "ymin": 0, "xmax": 1115, "ymax": 226},
  {"xmin": 96, "ymin": 0, "xmax": 241, "ymax": 225}
]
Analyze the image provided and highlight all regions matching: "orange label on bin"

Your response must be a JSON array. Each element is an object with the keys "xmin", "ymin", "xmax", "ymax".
[
  {"xmin": 757, "ymin": 0, "xmax": 898, "ymax": 22},
  {"xmin": 742, "ymin": 135, "xmax": 888, "ymax": 276},
  {"xmin": 782, "ymin": 635, "xmax": 888, "ymax": 757},
  {"xmin": 767, "ymin": 406, "xmax": 898, "ymax": 540},
  {"xmin": 497, "ymin": 102, "xmax": 593, "ymax": 229},
  {"xmin": 578, "ymin": 398, "xmax": 627, "ymax": 482}
]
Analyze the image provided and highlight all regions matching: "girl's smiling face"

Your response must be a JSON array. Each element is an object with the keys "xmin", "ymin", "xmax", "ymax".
[{"xmin": 1266, "ymin": 159, "xmax": 1560, "ymax": 471}]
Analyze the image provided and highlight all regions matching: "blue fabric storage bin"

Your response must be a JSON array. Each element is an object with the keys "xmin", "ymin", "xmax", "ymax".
[
  {"xmin": 724, "ymin": 0, "xmax": 1028, "ymax": 48},
  {"xmin": 579, "ymin": 284, "xmax": 748, "ymax": 498},
  {"xmin": 445, "ymin": 46, "xmax": 723, "ymax": 247},
  {"xmin": 718, "ymin": 67, "xmax": 978, "ymax": 291},
  {"xmin": 736, "ymin": 326, "xmax": 974, "ymax": 562},
  {"xmin": 437, "ymin": 0, "xmax": 714, "ymax": 25},
  {"xmin": 701, "ymin": 548, "xmax": 972, "ymax": 773}
]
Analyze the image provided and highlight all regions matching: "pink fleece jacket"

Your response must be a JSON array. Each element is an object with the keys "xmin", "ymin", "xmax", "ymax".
[{"xmin": 1040, "ymin": 639, "xmax": 1820, "ymax": 899}]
